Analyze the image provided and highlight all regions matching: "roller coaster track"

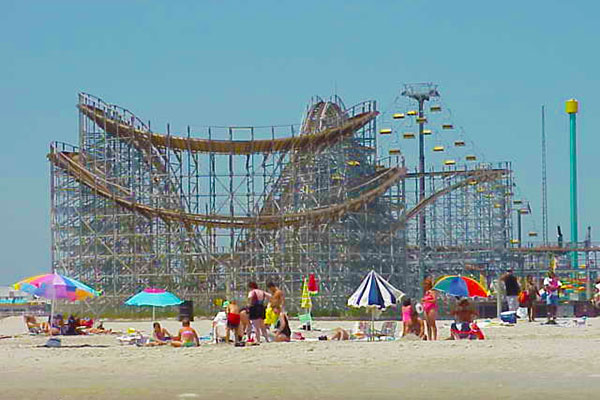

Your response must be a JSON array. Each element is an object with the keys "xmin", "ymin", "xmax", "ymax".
[
  {"xmin": 78, "ymin": 104, "xmax": 378, "ymax": 155},
  {"xmin": 387, "ymin": 168, "xmax": 509, "ymax": 234},
  {"xmin": 49, "ymin": 150, "xmax": 407, "ymax": 230}
]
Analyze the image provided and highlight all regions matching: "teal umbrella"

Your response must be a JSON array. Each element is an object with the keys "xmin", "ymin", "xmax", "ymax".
[{"xmin": 125, "ymin": 288, "xmax": 182, "ymax": 320}]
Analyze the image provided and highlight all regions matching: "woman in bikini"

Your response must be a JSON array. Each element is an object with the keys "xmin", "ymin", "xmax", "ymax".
[
  {"xmin": 272, "ymin": 305, "xmax": 291, "ymax": 342},
  {"xmin": 421, "ymin": 278, "xmax": 438, "ymax": 340},
  {"xmin": 152, "ymin": 322, "xmax": 171, "ymax": 344},
  {"xmin": 171, "ymin": 319, "xmax": 199, "ymax": 347}
]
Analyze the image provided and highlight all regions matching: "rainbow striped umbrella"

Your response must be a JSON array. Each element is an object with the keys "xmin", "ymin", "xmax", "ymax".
[
  {"xmin": 433, "ymin": 275, "xmax": 489, "ymax": 298},
  {"xmin": 13, "ymin": 273, "xmax": 99, "ymax": 302}
]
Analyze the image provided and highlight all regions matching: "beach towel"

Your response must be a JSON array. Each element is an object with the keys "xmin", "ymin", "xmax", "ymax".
[{"xmin": 264, "ymin": 305, "xmax": 278, "ymax": 326}]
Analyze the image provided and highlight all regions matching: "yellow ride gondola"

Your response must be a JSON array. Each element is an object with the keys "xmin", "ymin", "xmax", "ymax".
[
  {"xmin": 389, "ymin": 149, "xmax": 401, "ymax": 155},
  {"xmin": 510, "ymin": 239, "xmax": 520, "ymax": 244},
  {"xmin": 442, "ymin": 124, "xmax": 453, "ymax": 129},
  {"xmin": 454, "ymin": 140, "xmax": 465, "ymax": 147},
  {"xmin": 444, "ymin": 160, "xmax": 456, "ymax": 166},
  {"xmin": 406, "ymin": 110, "xmax": 418, "ymax": 116},
  {"xmin": 494, "ymin": 203, "xmax": 502, "ymax": 208},
  {"xmin": 393, "ymin": 113, "xmax": 405, "ymax": 119},
  {"xmin": 380, "ymin": 128, "xmax": 392, "ymax": 135},
  {"xmin": 465, "ymin": 155, "xmax": 477, "ymax": 161},
  {"xmin": 468, "ymin": 180, "xmax": 478, "ymax": 185},
  {"xmin": 430, "ymin": 105, "xmax": 442, "ymax": 112},
  {"xmin": 513, "ymin": 200, "xmax": 522, "ymax": 205},
  {"xmin": 528, "ymin": 231, "xmax": 538, "ymax": 237},
  {"xmin": 433, "ymin": 146, "xmax": 444, "ymax": 152},
  {"xmin": 416, "ymin": 117, "xmax": 427, "ymax": 123},
  {"xmin": 422, "ymin": 129, "xmax": 432, "ymax": 135},
  {"xmin": 403, "ymin": 132, "xmax": 416, "ymax": 139},
  {"xmin": 347, "ymin": 160, "xmax": 360, "ymax": 166}
]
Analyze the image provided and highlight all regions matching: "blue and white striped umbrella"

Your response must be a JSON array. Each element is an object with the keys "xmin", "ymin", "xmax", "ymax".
[{"xmin": 347, "ymin": 270, "xmax": 405, "ymax": 310}]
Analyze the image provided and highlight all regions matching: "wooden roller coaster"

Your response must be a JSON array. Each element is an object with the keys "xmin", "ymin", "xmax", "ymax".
[{"xmin": 49, "ymin": 150, "xmax": 407, "ymax": 229}]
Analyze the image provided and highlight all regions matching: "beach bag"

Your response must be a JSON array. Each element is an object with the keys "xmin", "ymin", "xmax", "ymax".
[{"xmin": 500, "ymin": 311, "xmax": 517, "ymax": 324}]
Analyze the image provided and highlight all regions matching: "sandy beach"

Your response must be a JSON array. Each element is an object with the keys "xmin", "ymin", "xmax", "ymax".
[{"xmin": 1, "ymin": 316, "xmax": 599, "ymax": 400}]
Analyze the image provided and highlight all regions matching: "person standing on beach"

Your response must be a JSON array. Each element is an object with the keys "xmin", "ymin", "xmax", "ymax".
[
  {"xmin": 525, "ymin": 275, "xmax": 538, "ymax": 322},
  {"xmin": 501, "ymin": 269, "xmax": 520, "ymax": 312},
  {"xmin": 265, "ymin": 281, "xmax": 285, "ymax": 327},
  {"xmin": 421, "ymin": 278, "xmax": 438, "ymax": 340},
  {"xmin": 543, "ymin": 271, "xmax": 561, "ymax": 324},
  {"xmin": 267, "ymin": 281, "xmax": 285, "ymax": 310},
  {"xmin": 247, "ymin": 282, "xmax": 271, "ymax": 343}
]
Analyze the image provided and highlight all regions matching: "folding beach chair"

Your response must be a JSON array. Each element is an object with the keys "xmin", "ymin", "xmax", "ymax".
[
  {"xmin": 351, "ymin": 321, "xmax": 370, "ymax": 339},
  {"xmin": 298, "ymin": 312, "xmax": 313, "ymax": 330},
  {"xmin": 376, "ymin": 321, "xmax": 397, "ymax": 339}
]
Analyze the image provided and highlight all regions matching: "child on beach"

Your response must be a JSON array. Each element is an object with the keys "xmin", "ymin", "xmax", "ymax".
[
  {"xmin": 225, "ymin": 300, "xmax": 242, "ymax": 345},
  {"xmin": 544, "ymin": 272, "xmax": 561, "ymax": 324},
  {"xmin": 171, "ymin": 319, "xmax": 199, "ymax": 347},
  {"xmin": 403, "ymin": 309, "xmax": 426, "ymax": 340},
  {"xmin": 401, "ymin": 297, "xmax": 413, "ymax": 336},
  {"xmin": 422, "ymin": 278, "xmax": 438, "ymax": 340}
]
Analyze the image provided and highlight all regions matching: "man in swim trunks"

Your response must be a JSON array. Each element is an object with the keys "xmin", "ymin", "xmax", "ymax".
[
  {"xmin": 225, "ymin": 300, "xmax": 242, "ymax": 345},
  {"xmin": 171, "ymin": 319, "xmax": 199, "ymax": 347},
  {"xmin": 450, "ymin": 298, "xmax": 478, "ymax": 339},
  {"xmin": 267, "ymin": 281, "xmax": 285, "ymax": 310}
]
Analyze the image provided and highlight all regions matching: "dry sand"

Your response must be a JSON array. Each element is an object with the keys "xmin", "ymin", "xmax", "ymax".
[{"xmin": 1, "ymin": 316, "xmax": 599, "ymax": 400}]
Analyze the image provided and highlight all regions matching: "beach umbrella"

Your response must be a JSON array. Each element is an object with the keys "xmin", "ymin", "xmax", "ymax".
[
  {"xmin": 300, "ymin": 278, "xmax": 312, "ymax": 309},
  {"xmin": 307, "ymin": 273, "xmax": 319, "ymax": 295},
  {"xmin": 347, "ymin": 270, "xmax": 405, "ymax": 340},
  {"xmin": 433, "ymin": 275, "xmax": 489, "ymax": 298},
  {"xmin": 124, "ymin": 288, "xmax": 183, "ymax": 320},
  {"xmin": 13, "ymin": 273, "xmax": 99, "ymax": 325}
]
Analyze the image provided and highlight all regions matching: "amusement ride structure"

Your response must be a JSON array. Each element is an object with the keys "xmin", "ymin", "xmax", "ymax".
[{"xmin": 49, "ymin": 86, "xmax": 600, "ymax": 311}]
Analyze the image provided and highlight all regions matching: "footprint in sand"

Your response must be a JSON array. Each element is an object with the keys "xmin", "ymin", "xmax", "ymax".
[{"xmin": 178, "ymin": 394, "xmax": 200, "ymax": 398}]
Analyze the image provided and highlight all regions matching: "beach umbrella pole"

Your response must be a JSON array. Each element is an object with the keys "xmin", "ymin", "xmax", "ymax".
[{"xmin": 152, "ymin": 306, "xmax": 155, "ymax": 321}]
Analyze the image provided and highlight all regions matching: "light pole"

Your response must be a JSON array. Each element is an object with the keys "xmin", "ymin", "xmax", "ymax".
[
  {"xmin": 566, "ymin": 99, "xmax": 579, "ymax": 269},
  {"xmin": 401, "ymin": 83, "xmax": 439, "ymax": 284}
]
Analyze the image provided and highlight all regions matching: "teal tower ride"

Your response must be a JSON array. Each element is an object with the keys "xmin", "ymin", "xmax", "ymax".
[{"xmin": 566, "ymin": 99, "xmax": 579, "ymax": 268}]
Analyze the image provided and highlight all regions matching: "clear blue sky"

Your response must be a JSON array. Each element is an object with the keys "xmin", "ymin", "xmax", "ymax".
[{"xmin": 1, "ymin": 1, "xmax": 599, "ymax": 284}]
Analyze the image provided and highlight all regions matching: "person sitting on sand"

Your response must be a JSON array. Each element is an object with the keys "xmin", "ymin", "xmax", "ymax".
[
  {"xmin": 272, "ymin": 305, "xmax": 291, "ymax": 342},
  {"xmin": 403, "ymin": 309, "xmax": 426, "ymax": 340},
  {"xmin": 152, "ymin": 322, "xmax": 171, "ymax": 344},
  {"xmin": 171, "ymin": 319, "xmax": 199, "ymax": 347},
  {"xmin": 24, "ymin": 315, "xmax": 44, "ymax": 334},
  {"xmin": 450, "ymin": 298, "xmax": 479, "ymax": 339},
  {"xmin": 225, "ymin": 300, "xmax": 242, "ymax": 345}
]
